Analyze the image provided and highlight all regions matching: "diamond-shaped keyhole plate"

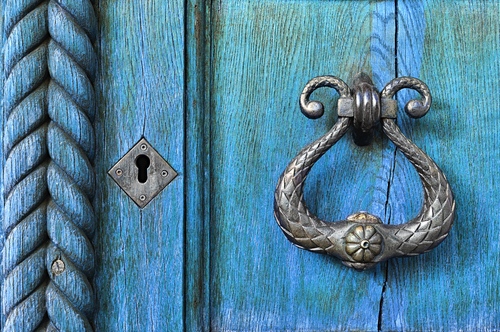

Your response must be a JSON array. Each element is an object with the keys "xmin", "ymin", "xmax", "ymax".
[{"xmin": 108, "ymin": 138, "xmax": 177, "ymax": 208}]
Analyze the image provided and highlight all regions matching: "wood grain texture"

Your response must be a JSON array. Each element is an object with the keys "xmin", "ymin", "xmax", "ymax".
[
  {"xmin": 45, "ymin": 1, "xmax": 98, "ymax": 328},
  {"xmin": 0, "ymin": 0, "xmax": 491, "ymax": 330},
  {"xmin": 92, "ymin": 1, "xmax": 185, "ymax": 330},
  {"xmin": 381, "ymin": 1, "xmax": 500, "ymax": 330},
  {"xmin": 185, "ymin": 0, "xmax": 211, "ymax": 330},
  {"xmin": 0, "ymin": 2, "xmax": 4, "ymax": 328},
  {"xmin": 2, "ymin": 2, "xmax": 50, "ymax": 330},
  {"xmin": 209, "ymin": 1, "xmax": 396, "ymax": 330}
]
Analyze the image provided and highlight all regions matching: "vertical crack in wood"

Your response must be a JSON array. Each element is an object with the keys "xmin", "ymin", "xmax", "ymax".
[
  {"xmin": 378, "ymin": 147, "xmax": 397, "ymax": 332},
  {"xmin": 378, "ymin": 0, "xmax": 399, "ymax": 330}
]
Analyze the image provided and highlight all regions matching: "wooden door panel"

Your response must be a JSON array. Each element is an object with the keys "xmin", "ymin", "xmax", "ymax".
[
  {"xmin": 93, "ymin": 2, "xmax": 185, "ymax": 330},
  {"xmin": 2, "ymin": 0, "xmax": 499, "ymax": 331},
  {"xmin": 381, "ymin": 1, "xmax": 500, "ymax": 330},
  {"xmin": 209, "ymin": 1, "xmax": 396, "ymax": 330},
  {"xmin": 207, "ymin": 0, "xmax": 500, "ymax": 330}
]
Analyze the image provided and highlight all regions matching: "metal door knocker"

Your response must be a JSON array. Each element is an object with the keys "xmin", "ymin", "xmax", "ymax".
[{"xmin": 274, "ymin": 73, "xmax": 455, "ymax": 270}]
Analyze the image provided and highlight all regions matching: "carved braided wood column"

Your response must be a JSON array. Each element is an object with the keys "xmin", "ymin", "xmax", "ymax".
[{"xmin": 2, "ymin": 0, "xmax": 98, "ymax": 330}]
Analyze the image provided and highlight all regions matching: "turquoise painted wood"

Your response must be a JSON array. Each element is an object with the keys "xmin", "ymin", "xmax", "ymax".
[
  {"xmin": 92, "ymin": 1, "xmax": 185, "ymax": 331},
  {"xmin": 199, "ymin": 0, "xmax": 500, "ymax": 330},
  {"xmin": 0, "ymin": 1, "xmax": 4, "ymax": 328},
  {"xmin": 2, "ymin": 0, "xmax": 99, "ymax": 330},
  {"xmin": 1, "ymin": 0, "xmax": 500, "ymax": 331},
  {"xmin": 381, "ymin": 1, "xmax": 500, "ymax": 330},
  {"xmin": 209, "ymin": 2, "xmax": 392, "ymax": 330}
]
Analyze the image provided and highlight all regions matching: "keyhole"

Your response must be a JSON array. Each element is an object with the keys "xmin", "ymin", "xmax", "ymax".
[{"xmin": 135, "ymin": 154, "xmax": 150, "ymax": 183}]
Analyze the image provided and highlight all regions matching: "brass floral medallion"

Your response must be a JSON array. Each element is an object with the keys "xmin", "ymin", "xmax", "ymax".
[{"xmin": 345, "ymin": 225, "xmax": 383, "ymax": 262}]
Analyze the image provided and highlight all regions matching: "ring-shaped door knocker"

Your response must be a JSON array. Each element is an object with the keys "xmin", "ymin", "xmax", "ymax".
[{"xmin": 274, "ymin": 73, "xmax": 455, "ymax": 270}]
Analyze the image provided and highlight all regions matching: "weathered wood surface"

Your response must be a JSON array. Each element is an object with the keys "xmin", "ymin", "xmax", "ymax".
[
  {"xmin": 207, "ymin": 0, "xmax": 500, "ymax": 330},
  {"xmin": 209, "ymin": 1, "xmax": 395, "ymax": 330},
  {"xmin": 0, "ymin": 1, "xmax": 4, "ymax": 329},
  {"xmin": 2, "ymin": 0, "xmax": 98, "ymax": 330},
  {"xmin": 2, "ymin": 0, "xmax": 499, "ymax": 331},
  {"xmin": 1, "ymin": 1, "xmax": 50, "ymax": 328},
  {"xmin": 185, "ymin": 0, "xmax": 211, "ymax": 330},
  {"xmin": 92, "ymin": 1, "xmax": 185, "ymax": 331},
  {"xmin": 381, "ymin": 1, "xmax": 500, "ymax": 330}
]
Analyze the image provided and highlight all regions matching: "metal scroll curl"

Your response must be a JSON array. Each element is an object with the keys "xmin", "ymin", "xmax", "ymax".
[{"xmin": 274, "ymin": 74, "xmax": 455, "ymax": 270}]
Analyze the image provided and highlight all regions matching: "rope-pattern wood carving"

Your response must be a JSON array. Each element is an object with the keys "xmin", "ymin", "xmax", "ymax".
[
  {"xmin": 3, "ymin": 1, "xmax": 50, "ymax": 330},
  {"xmin": 2, "ymin": 0, "xmax": 97, "ymax": 330},
  {"xmin": 45, "ymin": 0, "xmax": 97, "ymax": 330}
]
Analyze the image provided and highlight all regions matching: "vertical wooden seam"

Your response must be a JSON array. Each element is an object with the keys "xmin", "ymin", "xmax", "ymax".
[{"xmin": 184, "ymin": 0, "xmax": 212, "ymax": 330}]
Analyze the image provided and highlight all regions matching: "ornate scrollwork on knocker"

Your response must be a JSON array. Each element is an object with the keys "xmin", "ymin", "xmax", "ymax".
[{"xmin": 274, "ymin": 73, "xmax": 455, "ymax": 271}]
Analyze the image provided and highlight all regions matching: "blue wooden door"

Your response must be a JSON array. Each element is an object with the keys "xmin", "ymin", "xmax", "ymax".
[{"xmin": 1, "ymin": 0, "xmax": 499, "ymax": 331}]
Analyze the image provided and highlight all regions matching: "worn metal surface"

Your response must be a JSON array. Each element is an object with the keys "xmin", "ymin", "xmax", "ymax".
[
  {"xmin": 108, "ymin": 138, "xmax": 177, "ymax": 208},
  {"xmin": 274, "ymin": 74, "xmax": 455, "ymax": 270}
]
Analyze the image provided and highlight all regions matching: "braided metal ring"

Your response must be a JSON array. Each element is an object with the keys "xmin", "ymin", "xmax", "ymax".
[{"xmin": 274, "ymin": 73, "xmax": 455, "ymax": 270}]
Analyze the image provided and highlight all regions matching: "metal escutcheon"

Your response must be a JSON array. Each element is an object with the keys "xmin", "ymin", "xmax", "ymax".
[{"xmin": 274, "ymin": 73, "xmax": 455, "ymax": 271}]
